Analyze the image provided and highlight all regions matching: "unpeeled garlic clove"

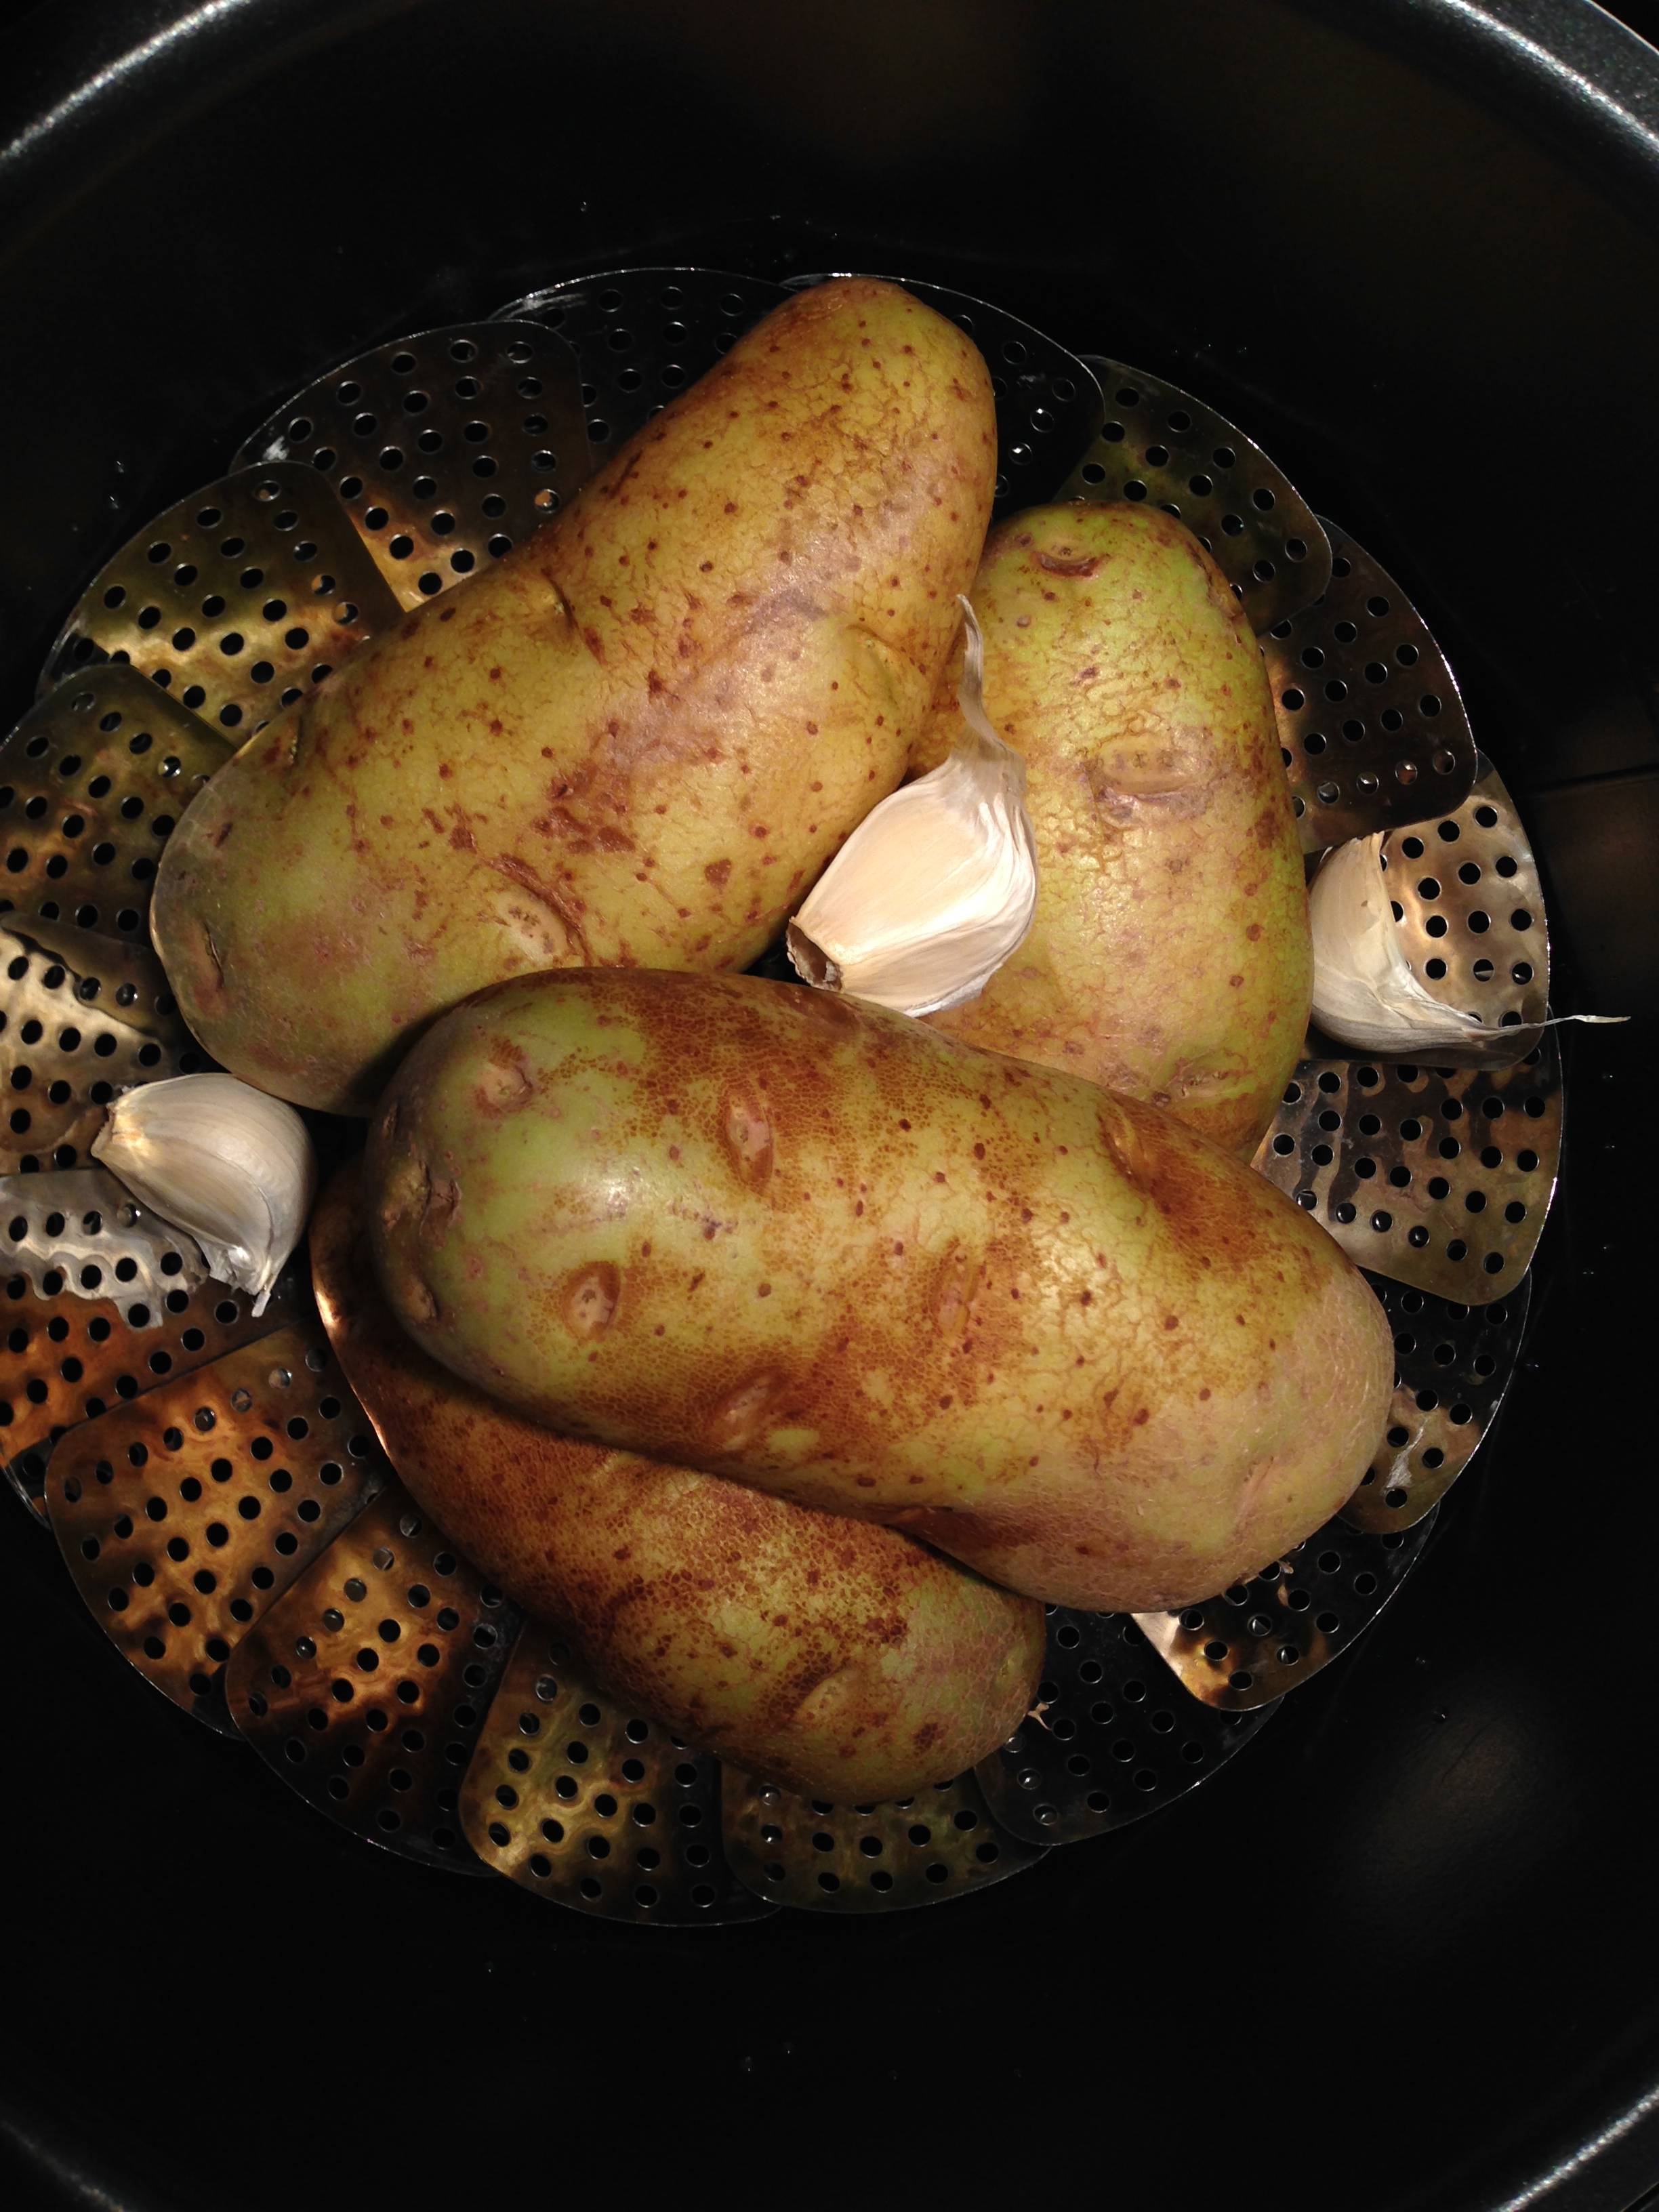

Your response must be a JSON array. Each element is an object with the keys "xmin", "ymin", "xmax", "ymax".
[
  {"xmin": 91, "ymin": 1072, "xmax": 318, "ymax": 1313},
  {"xmin": 1308, "ymin": 836, "xmax": 1626, "ymax": 1054},
  {"xmin": 786, "ymin": 598, "xmax": 1038, "ymax": 1017},
  {"xmin": 1308, "ymin": 834, "xmax": 1490, "ymax": 1054}
]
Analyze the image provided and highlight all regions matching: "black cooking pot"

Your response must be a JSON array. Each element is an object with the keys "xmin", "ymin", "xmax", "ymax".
[{"xmin": 2, "ymin": 4, "xmax": 1657, "ymax": 2208}]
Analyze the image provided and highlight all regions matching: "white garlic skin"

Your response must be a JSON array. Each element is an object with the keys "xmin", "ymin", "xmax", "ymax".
[
  {"xmin": 787, "ymin": 597, "xmax": 1039, "ymax": 1017},
  {"xmin": 91, "ymin": 1072, "xmax": 318, "ymax": 1313}
]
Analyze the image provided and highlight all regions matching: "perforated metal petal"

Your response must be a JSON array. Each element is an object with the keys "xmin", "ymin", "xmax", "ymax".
[
  {"xmin": 1343, "ymin": 1271, "xmax": 1532, "ymax": 1533},
  {"xmin": 0, "ymin": 1167, "xmax": 207, "ymax": 1304},
  {"xmin": 1265, "ymin": 523, "xmax": 1479, "ymax": 850},
  {"xmin": 722, "ymin": 1770, "xmax": 1044, "ymax": 1912},
  {"xmin": 790, "ymin": 274, "xmax": 1105, "ymax": 517},
  {"xmin": 0, "ymin": 930, "xmax": 207, "ymax": 1174},
  {"xmin": 2, "ymin": 1271, "xmax": 308, "ymax": 1518},
  {"xmin": 1061, "ymin": 360, "xmax": 1331, "ymax": 630},
  {"xmin": 40, "ymin": 463, "xmax": 400, "ymax": 735},
  {"xmin": 976, "ymin": 1611, "xmax": 1276, "ymax": 1845},
  {"xmin": 225, "ymin": 1483, "xmax": 519, "ymax": 1872},
  {"xmin": 459, "ymin": 1622, "xmax": 773, "ymax": 1925},
  {"xmin": 0, "ymin": 664, "xmax": 232, "ymax": 943},
  {"xmin": 1252, "ymin": 1034, "xmax": 1559, "ymax": 1303},
  {"xmin": 1134, "ymin": 1510, "xmax": 1439, "ymax": 1711},
  {"xmin": 46, "ymin": 1324, "xmax": 388, "ymax": 1729},
  {"xmin": 1347, "ymin": 764, "xmax": 1550, "ymax": 1059},
  {"xmin": 235, "ymin": 324, "xmax": 592, "ymax": 612},
  {"xmin": 493, "ymin": 268, "xmax": 787, "ymax": 460},
  {"xmin": 0, "ymin": 916, "xmax": 184, "ymax": 1042}
]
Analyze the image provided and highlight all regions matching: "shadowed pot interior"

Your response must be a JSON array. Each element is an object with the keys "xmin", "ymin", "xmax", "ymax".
[{"xmin": 1, "ymin": 3, "xmax": 1658, "ymax": 2209}]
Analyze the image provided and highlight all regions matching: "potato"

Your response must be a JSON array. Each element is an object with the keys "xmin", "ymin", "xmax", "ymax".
[
  {"xmin": 311, "ymin": 1162, "xmax": 1042, "ymax": 1799},
  {"xmin": 916, "ymin": 504, "xmax": 1311, "ymax": 1154},
  {"xmin": 366, "ymin": 969, "xmax": 1392, "ymax": 1612},
  {"xmin": 152, "ymin": 279, "xmax": 996, "ymax": 1113}
]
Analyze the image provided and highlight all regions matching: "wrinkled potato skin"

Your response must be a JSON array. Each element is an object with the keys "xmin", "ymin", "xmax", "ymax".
[
  {"xmin": 916, "ymin": 505, "xmax": 1311, "ymax": 1155},
  {"xmin": 153, "ymin": 280, "xmax": 996, "ymax": 1113},
  {"xmin": 367, "ymin": 971, "xmax": 1391, "ymax": 1612},
  {"xmin": 311, "ymin": 1165, "xmax": 1040, "ymax": 1799}
]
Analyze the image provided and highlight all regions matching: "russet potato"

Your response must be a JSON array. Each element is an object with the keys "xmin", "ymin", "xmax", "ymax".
[
  {"xmin": 366, "ymin": 969, "xmax": 1392, "ymax": 1613},
  {"xmin": 915, "ymin": 504, "xmax": 1311, "ymax": 1154},
  {"xmin": 153, "ymin": 279, "xmax": 996, "ymax": 1113},
  {"xmin": 311, "ymin": 1164, "xmax": 1044, "ymax": 1801}
]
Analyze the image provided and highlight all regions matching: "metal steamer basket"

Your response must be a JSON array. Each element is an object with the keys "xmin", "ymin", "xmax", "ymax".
[{"xmin": 1, "ymin": 6, "xmax": 1654, "ymax": 2211}]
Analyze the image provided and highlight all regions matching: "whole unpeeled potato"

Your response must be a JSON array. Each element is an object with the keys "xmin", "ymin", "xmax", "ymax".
[
  {"xmin": 916, "ymin": 504, "xmax": 1311, "ymax": 1154},
  {"xmin": 152, "ymin": 279, "xmax": 996, "ymax": 1113},
  {"xmin": 312, "ymin": 1163, "xmax": 1042, "ymax": 1799},
  {"xmin": 366, "ymin": 970, "xmax": 1392, "ymax": 1612}
]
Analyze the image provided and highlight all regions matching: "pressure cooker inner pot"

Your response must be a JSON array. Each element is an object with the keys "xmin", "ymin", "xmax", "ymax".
[{"xmin": 1, "ymin": 3, "xmax": 1655, "ymax": 2208}]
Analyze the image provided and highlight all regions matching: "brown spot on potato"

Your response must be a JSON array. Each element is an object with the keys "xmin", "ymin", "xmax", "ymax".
[
  {"xmin": 720, "ymin": 1092, "xmax": 775, "ymax": 1189},
  {"xmin": 1036, "ymin": 549, "xmax": 1102, "ymax": 577},
  {"xmin": 474, "ymin": 1052, "xmax": 532, "ymax": 1113},
  {"xmin": 561, "ymin": 1263, "xmax": 621, "ymax": 1340},
  {"xmin": 931, "ymin": 1247, "xmax": 983, "ymax": 1334}
]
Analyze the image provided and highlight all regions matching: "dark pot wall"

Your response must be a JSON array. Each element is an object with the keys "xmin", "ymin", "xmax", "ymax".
[{"xmin": 1, "ymin": 7, "xmax": 1656, "ymax": 2210}]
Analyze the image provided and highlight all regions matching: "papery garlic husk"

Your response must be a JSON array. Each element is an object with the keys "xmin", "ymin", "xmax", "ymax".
[
  {"xmin": 786, "ymin": 598, "xmax": 1039, "ymax": 1016},
  {"xmin": 90, "ymin": 1073, "xmax": 318, "ymax": 1313}
]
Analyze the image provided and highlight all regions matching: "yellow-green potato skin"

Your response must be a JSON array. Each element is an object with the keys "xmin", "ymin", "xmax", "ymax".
[
  {"xmin": 366, "ymin": 970, "xmax": 1392, "ymax": 1613},
  {"xmin": 152, "ymin": 279, "xmax": 996, "ymax": 1113},
  {"xmin": 311, "ymin": 1166, "xmax": 1042, "ymax": 1801},
  {"xmin": 914, "ymin": 504, "xmax": 1311, "ymax": 1155}
]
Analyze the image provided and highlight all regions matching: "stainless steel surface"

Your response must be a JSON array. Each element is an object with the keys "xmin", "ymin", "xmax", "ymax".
[
  {"xmin": 493, "ymin": 267, "xmax": 787, "ymax": 459},
  {"xmin": 40, "ymin": 462, "xmax": 399, "ymax": 733},
  {"xmin": 722, "ymin": 1768, "xmax": 1045, "ymax": 1912},
  {"xmin": 977, "ymin": 1610, "xmax": 1276, "ymax": 1845},
  {"xmin": 236, "ymin": 323, "xmax": 592, "ymax": 613},
  {"xmin": 1134, "ymin": 1508, "xmax": 1439, "ymax": 1711},
  {"xmin": 1265, "ymin": 523, "xmax": 1479, "ymax": 850},
  {"xmin": 1343, "ymin": 1271, "xmax": 1532, "ymax": 1533},
  {"xmin": 0, "ymin": 1166, "xmax": 207, "ymax": 1305},
  {"xmin": 226, "ymin": 1482, "xmax": 518, "ymax": 1872},
  {"xmin": 1061, "ymin": 358, "xmax": 1331, "ymax": 630},
  {"xmin": 459, "ymin": 1620, "xmax": 774, "ymax": 1924},
  {"xmin": 0, "ymin": 663, "xmax": 232, "ymax": 944},
  {"xmin": 2, "ymin": 1269, "xmax": 308, "ymax": 1518},
  {"xmin": 0, "ymin": 928, "xmax": 205, "ymax": 1175},
  {"xmin": 0, "ymin": 914, "xmax": 184, "ymax": 1040},
  {"xmin": 46, "ymin": 1324, "xmax": 388, "ymax": 1729},
  {"xmin": 1351, "ymin": 760, "xmax": 1551, "ymax": 1057},
  {"xmin": 1252, "ymin": 1033, "xmax": 1559, "ymax": 1303}
]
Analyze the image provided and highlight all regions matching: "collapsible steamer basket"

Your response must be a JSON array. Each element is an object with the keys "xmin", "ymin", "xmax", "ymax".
[{"xmin": 1, "ymin": 5, "xmax": 1654, "ymax": 2209}]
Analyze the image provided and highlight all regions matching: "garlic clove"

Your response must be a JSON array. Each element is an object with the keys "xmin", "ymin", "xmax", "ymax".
[
  {"xmin": 1308, "ymin": 834, "xmax": 1626, "ymax": 1055},
  {"xmin": 786, "ymin": 598, "xmax": 1039, "ymax": 1017},
  {"xmin": 1309, "ymin": 834, "xmax": 1489, "ymax": 1054},
  {"xmin": 90, "ymin": 1072, "xmax": 319, "ymax": 1313}
]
